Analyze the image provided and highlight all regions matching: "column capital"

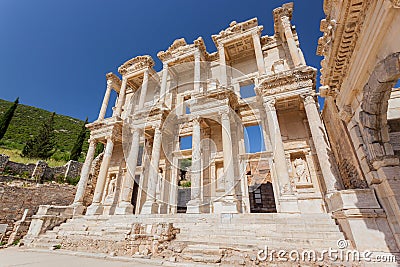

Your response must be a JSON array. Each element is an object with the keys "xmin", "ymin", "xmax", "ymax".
[
  {"xmin": 162, "ymin": 62, "xmax": 168, "ymax": 70},
  {"xmin": 192, "ymin": 115, "xmax": 202, "ymax": 125},
  {"xmin": 280, "ymin": 15, "xmax": 291, "ymax": 30},
  {"xmin": 263, "ymin": 98, "xmax": 276, "ymax": 111},
  {"xmin": 301, "ymin": 93, "xmax": 316, "ymax": 106},
  {"xmin": 218, "ymin": 107, "xmax": 230, "ymax": 120},
  {"xmin": 106, "ymin": 79, "xmax": 113, "ymax": 86}
]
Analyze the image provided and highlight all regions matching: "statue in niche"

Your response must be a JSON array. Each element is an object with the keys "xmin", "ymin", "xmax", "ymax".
[
  {"xmin": 293, "ymin": 158, "xmax": 310, "ymax": 184},
  {"xmin": 106, "ymin": 175, "xmax": 117, "ymax": 198}
]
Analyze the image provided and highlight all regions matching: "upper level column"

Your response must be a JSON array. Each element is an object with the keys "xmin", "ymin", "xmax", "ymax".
[
  {"xmin": 281, "ymin": 16, "xmax": 301, "ymax": 67},
  {"xmin": 302, "ymin": 93, "xmax": 342, "ymax": 193},
  {"xmin": 98, "ymin": 80, "xmax": 113, "ymax": 121},
  {"xmin": 114, "ymin": 77, "xmax": 128, "ymax": 117},
  {"xmin": 252, "ymin": 31, "xmax": 266, "ymax": 75},
  {"xmin": 160, "ymin": 63, "xmax": 169, "ymax": 101},
  {"xmin": 138, "ymin": 69, "xmax": 149, "ymax": 110},
  {"xmin": 218, "ymin": 44, "xmax": 228, "ymax": 86},
  {"xmin": 194, "ymin": 48, "xmax": 201, "ymax": 93}
]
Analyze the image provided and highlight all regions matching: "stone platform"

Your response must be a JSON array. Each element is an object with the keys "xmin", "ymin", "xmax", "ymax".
[{"xmin": 23, "ymin": 213, "xmax": 349, "ymax": 265}]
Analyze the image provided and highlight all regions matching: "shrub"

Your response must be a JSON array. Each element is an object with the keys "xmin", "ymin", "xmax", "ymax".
[{"xmin": 66, "ymin": 176, "xmax": 80, "ymax": 186}]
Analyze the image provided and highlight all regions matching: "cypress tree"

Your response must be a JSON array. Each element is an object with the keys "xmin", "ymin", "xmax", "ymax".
[
  {"xmin": 0, "ymin": 97, "xmax": 19, "ymax": 140},
  {"xmin": 69, "ymin": 117, "xmax": 88, "ymax": 161},
  {"xmin": 22, "ymin": 112, "xmax": 56, "ymax": 159}
]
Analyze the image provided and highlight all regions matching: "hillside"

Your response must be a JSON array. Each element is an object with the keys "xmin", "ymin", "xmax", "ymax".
[{"xmin": 0, "ymin": 98, "xmax": 89, "ymax": 162}]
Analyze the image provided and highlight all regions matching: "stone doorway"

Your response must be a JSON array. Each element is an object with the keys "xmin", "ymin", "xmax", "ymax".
[
  {"xmin": 249, "ymin": 182, "xmax": 277, "ymax": 213},
  {"xmin": 130, "ymin": 175, "xmax": 140, "ymax": 214}
]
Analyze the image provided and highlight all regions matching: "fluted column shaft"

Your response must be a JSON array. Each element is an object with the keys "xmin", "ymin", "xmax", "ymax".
[
  {"xmin": 281, "ymin": 16, "xmax": 301, "ymax": 67},
  {"xmin": 138, "ymin": 69, "xmax": 149, "ymax": 110},
  {"xmin": 252, "ymin": 32, "xmax": 266, "ymax": 75},
  {"xmin": 73, "ymin": 139, "xmax": 97, "ymax": 205},
  {"xmin": 114, "ymin": 77, "xmax": 127, "ymax": 117},
  {"xmin": 98, "ymin": 80, "xmax": 112, "ymax": 120},
  {"xmin": 303, "ymin": 94, "xmax": 341, "ymax": 193},
  {"xmin": 264, "ymin": 99, "xmax": 293, "ymax": 194}
]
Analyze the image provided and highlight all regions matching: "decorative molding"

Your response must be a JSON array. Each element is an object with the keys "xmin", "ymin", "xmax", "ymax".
[
  {"xmin": 257, "ymin": 66, "xmax": 316, "ymax": 97},
  {"xmin": 118, "ymin": 55, "xmax": 154, "ymax": 76},
  {"xmin": 317, "ymin": 0, "xmax": 372, "ymax": 91},
  {"xmin": 211, "ymin": 18, "xmax": 262, "ymax": 45}
]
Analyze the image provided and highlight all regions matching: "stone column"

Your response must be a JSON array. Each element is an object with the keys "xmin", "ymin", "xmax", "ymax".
[
  {"xmin": 160, "ymin": 63, "xmax": 168, "ymax": 100},
  {"xmin": 141, "ymin": 126, "xmax": 162, "ymax": 214},
  {"xmin": 252, "ymin": 32, "xmax": 266, "ymax": 75},
  {"xmin": 302, "ymin": 94, "xmax": 341, "ymax": 193},
  {"xmin": 114, "ymin": 77, "xmax": 128, "ymax": 118},
  {"xmin": 72, "ymin": 139, "xmax": 97, "ymax": 215},
  {"xmin": 194, "ymin": 48, "xmax": 201, "ymax": 93},
  {"xmin": 281, "ymin": 16, "xmax": 301, "ymax": 67},
  {"xmin": 187, "ymin": 117, "xmax": 202, "ymax": 213},
  {"xmin": 115, "ymin": 128, "xmax": 141, "ymax": 214},
  {"xmin": 86, "ymin": 136, "xmax": 114, "ymax": 215},
  {"xmin": 138, "ymin": 69, "xmax": 149, "ymax": 110},
  {"xmin": 98, "ymin": 80, "xmax": 113, "ymax": 121},
  {"xmin": 214, "ymin": 109, "xmax": 238, "ymax": 213},
  {"xmin": 218, "ymin": 44, "xmax": 228, "ymax": 86},
  {"xmin": 264, "ymin": 98, "xmax": 299, "ymax": 212}
]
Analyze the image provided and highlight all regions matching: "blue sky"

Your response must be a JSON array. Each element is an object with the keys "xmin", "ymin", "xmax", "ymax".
[{"xmin": 0, "ymin": 0, "xmax": 324, "ymax": 121}]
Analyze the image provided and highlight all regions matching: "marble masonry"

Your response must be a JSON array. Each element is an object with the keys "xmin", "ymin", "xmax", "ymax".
[{"xmin": 23, "ymin": 2, "xmax": 400, "ymax": 265}]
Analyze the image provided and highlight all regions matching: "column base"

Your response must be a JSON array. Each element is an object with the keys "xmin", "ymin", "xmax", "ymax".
[
  {"xmin": 213, "ymin": 196, "xmax": 239, "ymax": 214},
  {"xmin": 186, "ymin": 199, "xmax": 202, "ymax": 214},
  {"xmin": 85, "ymin": 203, "xmax": 104, "ymax": 215},
  {"xmin": 278, "ymin": 195, "xmax": 300, "ymax": 213},
  {"xmin": 141, "ymin": 200, "xmax": 159, "ymax": 214},
  {"xmin": 115, "ymin": 202, "xmax": 134, "ymax": 215},
  {"xmin": 70, "ymin": 203, "xmax": 85, "ymax": 216}
]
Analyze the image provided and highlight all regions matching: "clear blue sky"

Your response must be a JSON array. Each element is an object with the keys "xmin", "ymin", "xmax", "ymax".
[{"xmin": 0, "ymin": 0, "xmax": 324, "ymax": 121}]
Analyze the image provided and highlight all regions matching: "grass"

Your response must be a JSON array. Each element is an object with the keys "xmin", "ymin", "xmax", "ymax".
[
  {"xmin": 0, "ymin": 98, "xmax": 89, "ymax": 163},
  {"xmin": 0, "ymin": 147, "xmax": 67, "ymax": 167}
]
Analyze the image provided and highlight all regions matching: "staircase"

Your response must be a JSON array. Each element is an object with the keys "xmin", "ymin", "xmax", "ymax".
[{"xmin": 24, "ymin": 213, "xmax": 347, "ymax": 265}]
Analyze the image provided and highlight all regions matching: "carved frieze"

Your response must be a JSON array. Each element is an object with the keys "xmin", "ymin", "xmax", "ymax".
[
  {"xmin": 211, "ymin": 18, "xmax": 261, "ymax": 45},
  {"xmin": 257, "ymin": 66, "xmax": 316, "ymax": 97}
]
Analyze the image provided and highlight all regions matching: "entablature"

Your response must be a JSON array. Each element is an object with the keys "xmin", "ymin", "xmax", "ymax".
[{"xmin": 256, "ymin": 66, "xmax": 316, "ymax": 98}]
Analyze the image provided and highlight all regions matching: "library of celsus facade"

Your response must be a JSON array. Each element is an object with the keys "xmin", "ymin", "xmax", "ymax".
[
  {"xmin": 23, "ymin": 2, "xmax": 399, "ymax": 263},
  {"xmin": 73, "ymin": 3, "xmax": 335, "ymax": 217}
]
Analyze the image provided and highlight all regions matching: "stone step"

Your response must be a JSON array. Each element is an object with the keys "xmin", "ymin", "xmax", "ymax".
[{"xmin": 175, "ymin": 235, "xmax": 341, "ymax": 249}]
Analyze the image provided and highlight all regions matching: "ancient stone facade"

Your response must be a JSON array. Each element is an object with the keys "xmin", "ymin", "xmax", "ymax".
[
  {"xmin": 318, "ymin": 0, "xmax": 400, "ymax": 254},
  {"xmin": 23, "ymin": 2, "xmax": 400, "ymax": 264},
  {"xmin": 69, "ymin": 2, "xmax": 338, "ymax": 218}
]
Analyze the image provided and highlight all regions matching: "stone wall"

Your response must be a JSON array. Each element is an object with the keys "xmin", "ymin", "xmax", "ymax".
[
  {"xmin": 0, "ymin": 154, "xmax": 82, "ymax": 183},
  {"xmin": 0, "ymin": 177, "xmax": 76, "ymax": 244}
]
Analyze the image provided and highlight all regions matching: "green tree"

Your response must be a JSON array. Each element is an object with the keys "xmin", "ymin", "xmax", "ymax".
[
  {"xmin": 0, "ymin": 97, "xmax": 19, "ymax": 140},
  {"xmin": 69, "ymin": 117, "xmax": 88, "ymax": 161},
  {"xmin": 22, "ymin": 112, "xmax": 56, "ymax": 159}
]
